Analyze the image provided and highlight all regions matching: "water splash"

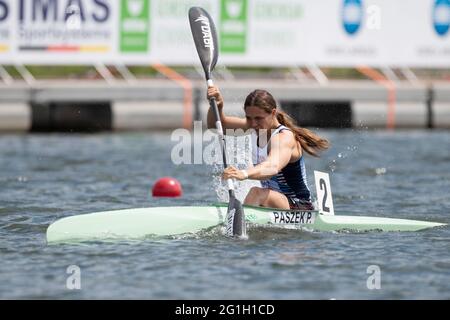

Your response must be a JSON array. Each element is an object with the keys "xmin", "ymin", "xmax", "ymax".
[
  {"xmin": 327, "ymin": 133, "xmax": 365, "ymax": 173},
  {"xmin": 329, "ymin": 159, "xmax": 337, "ymax": 172},
  {"xmin": 211, "ymin": 135, "xmax": 260, "ymax": 203}
]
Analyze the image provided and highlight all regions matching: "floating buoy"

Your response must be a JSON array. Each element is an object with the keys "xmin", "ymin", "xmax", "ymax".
[{"xmin": 152, "ymin": 177, "xmax": 182, "ymax": 197}]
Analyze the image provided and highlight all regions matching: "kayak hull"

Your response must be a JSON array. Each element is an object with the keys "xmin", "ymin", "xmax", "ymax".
[{"xmin": 46, "ymin": 203, "xmax": 446, "ymax": 243}]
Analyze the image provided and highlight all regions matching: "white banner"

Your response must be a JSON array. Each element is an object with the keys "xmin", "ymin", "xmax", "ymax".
[
  {"xmin": 0, "ymin": 0, "xmax": 448, "ymax": 67},
  {"xmin": 309, "ymin": 0, "xmax": 450, "ymax": 67}
]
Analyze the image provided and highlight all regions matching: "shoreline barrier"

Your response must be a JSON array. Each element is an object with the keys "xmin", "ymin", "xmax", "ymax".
[{"xmin": 0, "ymin": 80, "xmax": 449, "ymax": 132}]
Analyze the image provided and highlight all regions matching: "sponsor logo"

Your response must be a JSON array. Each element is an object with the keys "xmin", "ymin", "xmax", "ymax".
[
  {"xmin": 120, "ymin": 0, "xmax": 149, "ymax": 53},
  {"xmin": 195, "ymin": 14, "xmax": 214, "ymax": 49},
  {"xmin": 342, "ymin": 0, "xmax": 363, "ymax": 36},
  {"xmin": 271, "ymin": 211, "xmax": 315, "ymax": 224},
  {"xmin": 433, "ymin": 0, "xmax": 450, "ymax": 36},
  {"xmin": 18, "ymin": 0, "xmax": 110, "ymax": 23},
  {"xmin": 220, "ymin": 0, "xmax": 247, "ymax": 53}
]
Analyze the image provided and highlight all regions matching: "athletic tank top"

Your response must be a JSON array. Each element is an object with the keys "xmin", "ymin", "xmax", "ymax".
[{"xmin": 251, "ymin": 125, "xmax": 311, "ymax": 201}]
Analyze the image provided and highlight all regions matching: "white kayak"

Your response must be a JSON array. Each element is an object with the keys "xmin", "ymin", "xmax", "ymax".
[{"xmin": 46, "ymin": 203, "xmax": 446, "ymax": 243}]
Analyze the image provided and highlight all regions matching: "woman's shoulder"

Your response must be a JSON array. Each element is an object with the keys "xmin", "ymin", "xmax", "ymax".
[
  {"xmin": 278, "ymin": 127, "xmax": 295, "ymax": 140},
  {"xmin": 271, "ymin": 129, "xmax": 296, "ymax": 147}
]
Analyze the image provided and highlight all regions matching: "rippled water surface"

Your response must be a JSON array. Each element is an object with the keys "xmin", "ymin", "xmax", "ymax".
[{"xmin": 0, "ymin": 130, "xmax": 449, "ymax": 299}]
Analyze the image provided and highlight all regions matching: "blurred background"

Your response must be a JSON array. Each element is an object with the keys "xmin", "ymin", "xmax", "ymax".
[{"xmin": 0, "ymin": 0, "xmax": 449, "ymax": 132}]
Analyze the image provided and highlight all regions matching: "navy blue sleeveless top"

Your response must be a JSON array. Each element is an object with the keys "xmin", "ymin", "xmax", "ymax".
[{"xmin": 251, "ymin": 125, "xmax": 311, "ymax": 201}]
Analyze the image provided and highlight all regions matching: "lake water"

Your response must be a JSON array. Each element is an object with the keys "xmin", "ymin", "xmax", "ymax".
[{"xmin": 0, "ymin": 129, "xmax": 449, "ymax": 299}]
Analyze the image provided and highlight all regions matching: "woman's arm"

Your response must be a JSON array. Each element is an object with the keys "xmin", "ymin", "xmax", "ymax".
[
  {"xmin": 207, "ymin": 86, "xmax": 247, "ymax": 130},
  {"xmin": 223, "ymin": 131, "xmax": 295, "ymax": 181}
]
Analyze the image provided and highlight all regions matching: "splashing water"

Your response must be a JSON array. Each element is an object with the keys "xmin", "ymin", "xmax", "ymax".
[
  {"xmin": 375, "ymin": 167, "xmax": 387, "ymax": 175},
  {"xmin": 212, "ymin": 135, "xmax": 260, "ymax": 203}
]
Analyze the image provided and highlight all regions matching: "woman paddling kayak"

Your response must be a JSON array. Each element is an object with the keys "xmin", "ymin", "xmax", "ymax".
[{"xmin": 207, "ymin": 86, "xmax": 329, "ymax": 210}]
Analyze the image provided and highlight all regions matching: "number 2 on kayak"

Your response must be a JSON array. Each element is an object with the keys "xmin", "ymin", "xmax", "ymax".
[{"xmin": 314, "ymin": 171, "xmax": 335, "ymax": 216}]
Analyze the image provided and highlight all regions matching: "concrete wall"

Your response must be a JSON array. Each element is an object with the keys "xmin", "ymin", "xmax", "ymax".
[{"xmin": 0, "ymin": 80, "xmax": 449, "ymax": 132}]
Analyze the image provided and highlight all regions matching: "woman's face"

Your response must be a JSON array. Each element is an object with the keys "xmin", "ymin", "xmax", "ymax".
[{"xmin": 245, "ymin": 106, "xmax": 275, "ymax": 131}]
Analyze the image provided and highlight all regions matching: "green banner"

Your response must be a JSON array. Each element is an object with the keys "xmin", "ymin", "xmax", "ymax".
[
  {"xmin": 120, "ymin": 0, "xmax": 150, "ymax": 53},
  {"xmin": 220, "ymin": 0, "xmax": 247, "ymax": 53}
]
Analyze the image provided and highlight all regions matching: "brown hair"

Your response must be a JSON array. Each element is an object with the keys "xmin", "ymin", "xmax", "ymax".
[{"xmin": 244, "ymin": 89, "xmax": 329, "ymax": 157}]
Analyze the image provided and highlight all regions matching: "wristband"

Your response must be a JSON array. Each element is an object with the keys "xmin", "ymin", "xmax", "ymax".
[{"xmin": 242, "ymin": 170, "xmax": 249, "ymax": 180}]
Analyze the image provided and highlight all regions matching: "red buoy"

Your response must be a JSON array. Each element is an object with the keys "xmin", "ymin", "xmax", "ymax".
[{"xmin": 152, "ymin": 177, "xmax": 183, "ymax": 197}]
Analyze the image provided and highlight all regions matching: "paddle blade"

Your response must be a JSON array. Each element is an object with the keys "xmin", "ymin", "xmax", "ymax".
[
  {"xmin": 188, "ymin": 7, "xmax": 219, "ymax": 80},
  {"xmin": 226, "ymin": 196, "xmax": 247, "ymax": 239}
]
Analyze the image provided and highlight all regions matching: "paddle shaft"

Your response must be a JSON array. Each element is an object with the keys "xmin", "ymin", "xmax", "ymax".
[
  {"xmin": 207, "ymin": 79, "xmax": 235, "ymax": 194},
  {"xmin": 207, "ymin": 81, "xmax": 244, "ymax": 239}
]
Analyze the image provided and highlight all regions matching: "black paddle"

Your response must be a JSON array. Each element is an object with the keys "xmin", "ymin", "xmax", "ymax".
[{"xmin": 188, "ymin": 7, "xmax": 246, "ymax": 239}]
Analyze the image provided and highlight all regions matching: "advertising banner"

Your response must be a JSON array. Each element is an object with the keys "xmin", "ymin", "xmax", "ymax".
[{"xmin": 0, "ymin": 0, "xmax": 448, "ymax": 67}]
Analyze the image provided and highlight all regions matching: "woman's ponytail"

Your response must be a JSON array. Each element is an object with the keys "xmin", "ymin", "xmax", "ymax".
[{"xmin": 276, "ymin": 111, "xmax": 329, "ymax": 157}]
